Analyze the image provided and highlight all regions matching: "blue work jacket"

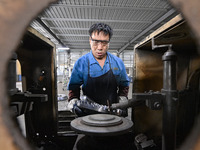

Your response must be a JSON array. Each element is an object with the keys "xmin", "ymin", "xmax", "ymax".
[{"xmin": 67, "ymin": 51, "xmax": 130, "ymax": 90}]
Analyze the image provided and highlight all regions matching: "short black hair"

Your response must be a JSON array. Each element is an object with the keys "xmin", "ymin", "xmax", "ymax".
[{"xmin": 89, "ymin": 23, "xmax": 113, "ymax": 40}]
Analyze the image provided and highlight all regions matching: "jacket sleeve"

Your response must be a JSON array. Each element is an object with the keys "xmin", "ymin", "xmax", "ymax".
[
  {"xmin": 68, "ymin": 87, "xmax": 80, "ymax": 101},
  {"xmin": 118, "ymin": 85, "xmax": 129, "ymax": 98}
]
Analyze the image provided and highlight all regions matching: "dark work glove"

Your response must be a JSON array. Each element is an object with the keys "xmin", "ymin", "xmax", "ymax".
[
  {"xmin": 118, "ymin": 96, "xmax": 128, "ymax": 117},
  {"xmin": 72, "ymin": 104, "xmax": 86, "ymax": 117},
  {"xmin": 120, "ymin": 109, "xmax": 128, "ymax": 117},
  {"xmin": 67, "ymin": 98, "xmax": 86, "ymax": 117}
]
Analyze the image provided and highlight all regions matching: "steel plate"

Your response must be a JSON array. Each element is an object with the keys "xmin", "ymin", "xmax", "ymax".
[{"xmin": 82, "ymin": 114, "xmax": 123, "ymax": 127}]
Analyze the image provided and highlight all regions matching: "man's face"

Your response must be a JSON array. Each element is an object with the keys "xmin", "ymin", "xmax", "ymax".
[{"xmin": 89, "ymin": 31, "xmax": 110, "ymax": 60}]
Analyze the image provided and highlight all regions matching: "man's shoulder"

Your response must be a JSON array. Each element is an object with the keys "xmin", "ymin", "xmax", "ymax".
[
  {"xmin": 76, "ymin": 52, "xmax": 90, "ymax": 63},
  {"xmin": 107, "ymin": 52, "xmax": 123, "ymax": 63}
]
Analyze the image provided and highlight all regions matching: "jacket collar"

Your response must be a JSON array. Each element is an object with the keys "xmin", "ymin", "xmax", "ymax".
[{"xmin": 89, "ymin": 50, "xmax": 110, "ymax": 65}]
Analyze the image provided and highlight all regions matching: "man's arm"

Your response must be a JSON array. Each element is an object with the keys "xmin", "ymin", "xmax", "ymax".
[
  {"xmin": 67, "ymin": 58, "xmax": 84, "ymax": 101},
  {"xmin": 118, "ymin": 85, "xmax": 129, "ymax": 98},
  {"xmin": 118, "ymin": 58, "xmax": 130, "ymax": 98},
  {"xmin": 67, "ymin": 87, "xmax": 86, "ymax": 116},
  {"xmin": 68, "ymin": 87, "xmax": 81, "ymax": 101}
]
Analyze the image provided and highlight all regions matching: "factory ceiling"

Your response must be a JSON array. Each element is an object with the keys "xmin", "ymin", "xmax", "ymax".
[{"xmin": 30, "ymin": 0, "xmax": 178, "ymax": 55}]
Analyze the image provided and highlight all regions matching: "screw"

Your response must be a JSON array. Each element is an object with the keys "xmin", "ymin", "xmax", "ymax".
[{"xmin": 154, "ymin": 102, "xmax": 161, "ymax": 109}]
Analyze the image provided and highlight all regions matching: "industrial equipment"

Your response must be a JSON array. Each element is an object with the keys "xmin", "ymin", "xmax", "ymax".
[
  {"xmin": 2, "ymin": 4, "xmax": 200, "ymax": 150},
  {"xmin": 7, "ymin": 27, "xmax": 77, "ymax": 149}
]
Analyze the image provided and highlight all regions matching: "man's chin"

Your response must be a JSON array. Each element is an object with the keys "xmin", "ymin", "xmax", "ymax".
[
  {"xmin": 94, "ymin": 54, "xmax": 102, "ymax": 59},
  {"xmin": 96, "ymin": 56, "xmax": 104, "ymax": 59},
  {"xmin": 96, "ymin": 53, "xmax": 107, "ymax": 59}
]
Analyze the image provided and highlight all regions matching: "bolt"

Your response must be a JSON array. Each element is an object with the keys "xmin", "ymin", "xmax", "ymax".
[{"xmin": 154, "ymin": 102, "xmax": 161, "ymax": 109}]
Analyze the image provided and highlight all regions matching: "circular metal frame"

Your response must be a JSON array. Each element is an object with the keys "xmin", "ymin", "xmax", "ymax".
[{"xmin": 1, "ymin": 0, "xmax": 200, "ymax": 150}]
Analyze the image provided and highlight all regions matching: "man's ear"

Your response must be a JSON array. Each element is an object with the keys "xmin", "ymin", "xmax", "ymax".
[
  {"xmin": 89, "ymin": 37, "xmax": 92, "ymax": 44},
  {"xmin": 107, "ymin": 43, "xmax": 110, "ymax": 49}
]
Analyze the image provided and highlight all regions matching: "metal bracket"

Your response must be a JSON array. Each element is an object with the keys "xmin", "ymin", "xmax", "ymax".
[
  {"xmin": 133, "ymin": 91, "xmax": 165, "ymax": 110},
  {"xmin": 151, "ymin": 37, "xmax": 172, "ymax": 50}
]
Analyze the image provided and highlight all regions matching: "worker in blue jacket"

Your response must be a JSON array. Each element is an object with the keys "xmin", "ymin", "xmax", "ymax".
[{"xmin": 67, "ymin": 23, "xmax": 130, "ymax": 116}]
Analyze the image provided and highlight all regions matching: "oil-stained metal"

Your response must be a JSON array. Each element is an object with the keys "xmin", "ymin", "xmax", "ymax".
[
  {"xmin": 112, "ymin": 46, "xmax": 178, "ymax": 150},
  {"xmin": 162, "ymin": 49, "xmax": 178, "ymax": 150},
  {"xmin": 111, "ymin": 91, "xmax": 164, "ymax": 110},
  {"xmin": 0, "ymin": 0, "xmax": 200, "ymax": 150},
  {"xmin": 0, "ymin": 0, "xmax": 56, "ymax": 150},
  {"xmin": 170, "ymin": 0, "xmax": 200, "ymax": 55}
]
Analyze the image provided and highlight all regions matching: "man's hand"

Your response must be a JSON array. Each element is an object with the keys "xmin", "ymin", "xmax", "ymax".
[
  {"xmin": 118, "ymin": 96, "xmax": 128, "ymax": 103},
  {"xmin": 118, "ymin": 96, "xmax": 128, "ymax": 117},
  {"xmin": 67, "ymin": 98, "xmax": 85, "ymax": 117}
]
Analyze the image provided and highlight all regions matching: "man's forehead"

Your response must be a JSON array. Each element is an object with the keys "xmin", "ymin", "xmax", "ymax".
[{"xmin": 91, "ymin": 31, "xmax": 109, "ymax": 37}]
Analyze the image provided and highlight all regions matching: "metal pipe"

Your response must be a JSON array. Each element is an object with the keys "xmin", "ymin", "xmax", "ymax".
[
  {"xmin": 162, "ymin": 48, "xmax": 178, "ymax": 150},
  {"xmin": 35, "ymin": 17, "xmax": 66, "ymax": 47},
  {"xmin": 7, "ymin": 52, "xmax": 18, "ymax": 92},
  {"xmin": 111, "ymin": 98, "xmax": 139, "ymax": 109}
]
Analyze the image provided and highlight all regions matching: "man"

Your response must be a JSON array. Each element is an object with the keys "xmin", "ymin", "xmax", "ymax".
[{"xmin": 67, "ymin": 23, "xmax": 130, "ymax": 116}]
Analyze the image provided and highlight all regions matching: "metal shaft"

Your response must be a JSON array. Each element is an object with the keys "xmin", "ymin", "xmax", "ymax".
[
  {"xmin": 162, "ymin": 49, "xmax": 178, "ymax": 150},
  {"xmin": 7, "ymin": 52, "xmax": 17, "ymax": 91}
]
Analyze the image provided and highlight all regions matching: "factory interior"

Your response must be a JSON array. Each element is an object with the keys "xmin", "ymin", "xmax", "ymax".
[{"xmin": 1, "ymin": 0, "xmax": 200, "ymax": 150}]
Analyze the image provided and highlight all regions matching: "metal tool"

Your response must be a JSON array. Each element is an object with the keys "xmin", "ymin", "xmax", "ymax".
[{"xmin": 77, "ymin": 95, "xmax": 124, "ymax": 116}]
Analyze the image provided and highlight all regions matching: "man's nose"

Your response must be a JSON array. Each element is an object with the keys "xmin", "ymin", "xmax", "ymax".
[{"xmin": 97, "ymin": 43, "xmax": 104, "ymax": 49}]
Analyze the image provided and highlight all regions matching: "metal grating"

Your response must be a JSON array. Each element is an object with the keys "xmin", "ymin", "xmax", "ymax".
[{"xmin": 30, "ymin": 0, "xmax": 179, "ymax": 68}]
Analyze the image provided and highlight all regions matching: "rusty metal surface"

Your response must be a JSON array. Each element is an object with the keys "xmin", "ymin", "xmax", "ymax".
[
  {"xmin": 16, "ymin": 29, "xmax": 58, "ymax": 142},
  {"xmin": 133, "ymin": 50, "xmax": 163, "ymax": 137},
  {"xmin": 71, "ymin": 114, "xmax": 133, "ymax": 136},
  {"xmin": 0, "ymin": 0, "xmax": 200, "ymax": 150},
  {"xmin": 170, "ymin": 0, "xmax": 200, "ymax": 54},
  {"xmin": 0, "ymin": 0, "xmax": 56, "ymax": 150},
  {"xmin": 169, "ymin": 0, "xmax": 200, "ymax": 149}
]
